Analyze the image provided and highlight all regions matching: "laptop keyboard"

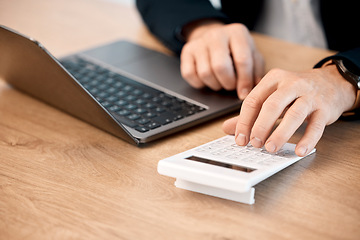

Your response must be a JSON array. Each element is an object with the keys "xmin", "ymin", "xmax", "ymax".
[{"xmin": 60, "ymin": 57, "xmax": 206, "ymax": 133}]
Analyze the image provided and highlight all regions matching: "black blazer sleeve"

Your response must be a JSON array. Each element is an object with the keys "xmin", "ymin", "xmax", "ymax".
[
  {"xmin": 315, "ymin": 48, "xmax": 360, "ymax": 75},
  {"xmin": 136, "ymin": 0, "xmax": 230, "ymax": 55}
]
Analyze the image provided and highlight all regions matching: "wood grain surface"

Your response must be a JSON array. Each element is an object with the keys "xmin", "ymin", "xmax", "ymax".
[{"xmin": 0, "ymin": 0, "xmax": 359, "ymax": 239}]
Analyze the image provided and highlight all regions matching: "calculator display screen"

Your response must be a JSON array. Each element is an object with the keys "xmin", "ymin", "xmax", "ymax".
[{"xmin": 186, "ymin": 156, "xmax": 256, "ymax": 173}]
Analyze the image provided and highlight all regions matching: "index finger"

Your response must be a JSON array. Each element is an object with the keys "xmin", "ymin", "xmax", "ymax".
[
  {"xmin": 234, "ymin": 73, "xmax": 279, "ymax": 146},
  {"xmin": 230, "ymin": 36, "xmax": 254, "ymax": 100}
]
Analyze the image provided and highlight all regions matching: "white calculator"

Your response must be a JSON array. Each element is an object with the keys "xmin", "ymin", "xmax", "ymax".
[{"xmin": 158, "ymin": 135, "xmax": 316, "ymax": 204}]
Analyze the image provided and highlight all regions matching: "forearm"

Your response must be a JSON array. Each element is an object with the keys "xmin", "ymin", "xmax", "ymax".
[{"xmin": 136, "ymin": 0, "xmax": 229, "ymax": 54}]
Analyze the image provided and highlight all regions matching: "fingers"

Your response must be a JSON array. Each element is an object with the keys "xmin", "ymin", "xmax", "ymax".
[
  {"xmin": 250, "ymin": 83, "xmax": 300, "ymax": 148},
  {"xmin": 234, "ymin": 71, "xmax": 280, "ymax": 146},
  {"xmin": 210, "ymin": 43, "xmax": 237, "ymax": 90},
  {"xmin": 295, "ymin": 110, "xmax": 326, "ymax": 156},
  {"xmin": 180, "ymin": 46, "xmax": 205, "ymax": 89},
  {"xmin": 194, "ymin": 45, "xmax": 222, "ymax": 91},
  {"xmin": 181, "ymin": 37, "xmax": 235, "ymax": 91},
  {"xmin": 231, "ymin": 39, "xmax": 254, "ymax": 99},
  {"xmin": 230, "ymin": 25, "xmax": 265, "ymax": 99},
  {"xmin": 263, "ymin": 96, "xmax": 313, "ymax": 153},
  {"xmin": 229, "ymin": 27, "xmax": 254, "ymax": 99},
  {"xmin": 235, "ymin": 69, "xmax": 312, "ymax": 151},
  {"xmin": 227, "ymin": 66, "xmax": 351, "ymax": 158},
  {"xmin": 180, "ymin": 23, "xmax": 263, "ymax": 98}
]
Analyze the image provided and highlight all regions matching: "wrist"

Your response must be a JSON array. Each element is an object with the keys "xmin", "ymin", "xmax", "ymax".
[
  {"xmin": 182, "ymin": 19, "xmax": 225, "ymax": 41},
  {"xmin": 314, "ymin": 49, "xmax": 360, "ymax": 113},
  {"xmin": 332, "ymin": 59, "xmax": 360, "ymax": 111},
  {"xmin": 323, "ymin": 63, "xmax": 357, "ymax": 112}
]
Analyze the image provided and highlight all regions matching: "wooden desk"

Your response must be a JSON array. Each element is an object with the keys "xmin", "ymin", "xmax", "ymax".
[{"xmin": 1, "ymin": 0, "xmax": 359, "ymax": 239}]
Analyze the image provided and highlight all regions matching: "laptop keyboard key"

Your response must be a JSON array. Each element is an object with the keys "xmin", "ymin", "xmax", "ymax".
[
  {"xmin": 60, "ymin": 56, "xmax": 207, "ymax": 134},
  {"xmin": 152, "ymin": 112, "xmax": 176, "ymax": 125}
]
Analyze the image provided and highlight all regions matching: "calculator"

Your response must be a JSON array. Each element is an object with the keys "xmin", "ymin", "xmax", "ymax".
[{"xmin": 158, "ymin": 135, "xmax": 316, "ymax": 204}]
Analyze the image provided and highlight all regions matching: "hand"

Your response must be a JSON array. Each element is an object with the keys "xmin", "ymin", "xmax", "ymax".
[
  {"xmin": 222, "ymin": 64, "xmax": 357, "ymax": 156},
  {"xmin": 180, "ymin": 20, "xmax": 264, "ymax": 99}
]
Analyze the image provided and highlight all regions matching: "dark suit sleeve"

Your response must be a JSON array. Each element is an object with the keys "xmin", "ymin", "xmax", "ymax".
[
  {"xmin": 136, "ymin": 0, "xmax": 230, "ymax": 55},
  {"xmin": 314, "ymin": 48, "xmax": 360, "ymax": 75}
]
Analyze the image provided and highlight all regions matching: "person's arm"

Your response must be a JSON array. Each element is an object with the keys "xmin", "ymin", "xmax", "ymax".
[
  {"xmin": 136, "ymin": 0, "xmax": 265, "ymax": 99},
  {"xmin": 135, "ymin": 0, "xmax": 229, "ymax": 55},
  {"xmin": 223, "ymin": 48, "xmax": 360, "ymax": 157},
  {"xmin": 180, "ymin": 21, "xmax": 264, "ymax": 99}
]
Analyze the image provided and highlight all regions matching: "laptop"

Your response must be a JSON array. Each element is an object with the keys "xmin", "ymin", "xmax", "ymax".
[{"xmin": 0, "ymin": 25, "xmax": 241, "ymax": 145}]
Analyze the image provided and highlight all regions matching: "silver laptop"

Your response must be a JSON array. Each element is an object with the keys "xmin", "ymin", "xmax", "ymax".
[{"xmin": 0, "ymin": 25, "xmax": 241, "ymax": 145}]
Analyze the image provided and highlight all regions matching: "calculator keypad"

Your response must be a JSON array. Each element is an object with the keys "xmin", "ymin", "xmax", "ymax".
[{"xmin": 194, "ymin": 136, "xmax": 297, "ymax": 167}]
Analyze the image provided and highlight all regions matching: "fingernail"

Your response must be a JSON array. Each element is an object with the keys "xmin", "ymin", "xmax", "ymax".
[
  {"xmin": 236, "ymin": 133, "xmax": 246, "ymax": 145},
  {"xmin": 265, "ymin": 141, "xmax": 276, "ymax": 153},
  {"xmin": 239, "ymin": 89, "xmax": 249, "ymax": 100},
  {"xmin": 297, "ymin": 146, "xmax": 308, "ymax": 156},
  {"xmin": 251, "ymin": 137, "xmax": 263, "ymax": 148}
]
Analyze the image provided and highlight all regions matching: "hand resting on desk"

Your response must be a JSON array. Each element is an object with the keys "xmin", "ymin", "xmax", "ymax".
[{"xmin": 181, "ymin": 21, "xmax": 265, "ymax": 100}]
